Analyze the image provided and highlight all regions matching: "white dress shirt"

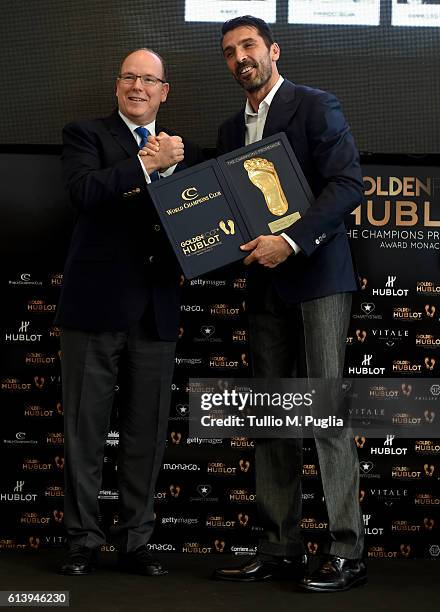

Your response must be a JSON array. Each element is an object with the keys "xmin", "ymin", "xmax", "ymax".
[{"xmin": 244, "ymin": 76, "xmax": 300, "ymax": 255}]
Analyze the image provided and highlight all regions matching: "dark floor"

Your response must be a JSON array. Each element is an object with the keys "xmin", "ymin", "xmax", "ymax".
[{"xmin": 0, "ymin": 553, "xmax": 438, "ymax": 612}]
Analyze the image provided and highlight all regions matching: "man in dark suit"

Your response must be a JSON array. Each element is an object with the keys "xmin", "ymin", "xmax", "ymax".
[
  {"xmin": 213, "ymin": 17, "xmax": 366, "ymax": 592},
  {"xmin": 56, "ymin": 48, "xmax": 203, "ymax": 576}
]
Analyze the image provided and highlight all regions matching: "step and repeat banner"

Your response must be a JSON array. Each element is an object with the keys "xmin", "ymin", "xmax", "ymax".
[{"xmin": 0, "ymin": 152, "xmax": 439, "ymax": 559}]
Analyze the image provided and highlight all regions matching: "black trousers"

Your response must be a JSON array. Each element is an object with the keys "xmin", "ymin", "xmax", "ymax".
[
  {"xmin": 249, "ymin": 285, "xmax": 364, "ymax": 560},
  {"xmin": 60, "ymin": 320, "xmax": 175, "ymax": 552}
]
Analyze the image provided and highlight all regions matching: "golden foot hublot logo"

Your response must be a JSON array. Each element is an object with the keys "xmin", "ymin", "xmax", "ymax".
[
  {"xmin": 218, "ymin": 219, "xmax": 235, "ymax": 235},
  {"xmin": 244, "ymin": 157, "xmax": 288, "ymax": 216}
]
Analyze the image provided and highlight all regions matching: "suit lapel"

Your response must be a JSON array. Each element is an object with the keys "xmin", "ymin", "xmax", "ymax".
[
  {"xmin": 105, "ymin": 110, "xmax": 139, "ymax": 157},
  {"xmin": 262, "ymin": 80, "xmax": 303, "ymax": 138},
  {"xmin": 232, "ymin": 111, "xmax": 246, "ymax": 148},
  {"xmin": 222, "ymin": 110, "xmax": 246, "ymax": 149}
]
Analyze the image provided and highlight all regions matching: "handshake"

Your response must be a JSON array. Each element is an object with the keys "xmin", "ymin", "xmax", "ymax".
[{"xmin": 139, "ymin": 131, "xmax": 184, "ymax": 175}]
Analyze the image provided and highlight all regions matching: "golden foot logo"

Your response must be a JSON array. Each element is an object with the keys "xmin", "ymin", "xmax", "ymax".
[
  {"xmin": 356, "ymin": 329, "xmax": 367, "ymax": 343},
  {"xmin": 244, "ymin": 157, "xmax": 288, "ymax": 216},
  {"xmin": 425, "ymin": 357, "xmax": 436, "ymax": 371},
  {"xmin": 355, "ymin": 436, "xmax": 366, "ymax": 449},
  {"xmin": 425, "ymin": 304, "xmax": 436, "ymax": 317},
  {"xmin": 218, "ymin": 219, "xmax": 235, "ymax": 235},
  {"xmin": 401, "ymin": 384, "xmax": 412, "ymax": 396}
]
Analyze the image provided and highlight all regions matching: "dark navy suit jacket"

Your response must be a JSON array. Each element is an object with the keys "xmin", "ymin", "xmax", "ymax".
[
  {"xmin": 56, "ymin": 110, "xmax": 203, "ymax": 339},
  {"xmin": 217, "ymin": 80, "xmax": 364, "ymax": 304}
]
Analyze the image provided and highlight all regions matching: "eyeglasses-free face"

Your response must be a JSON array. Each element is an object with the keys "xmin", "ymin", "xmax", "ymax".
[{"xmin": 222, "ymin": 26, "xmax": 280, "ymax": 96}]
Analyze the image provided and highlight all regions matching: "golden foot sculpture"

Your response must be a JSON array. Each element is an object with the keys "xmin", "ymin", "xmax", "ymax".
[{"xmin": 244, "ymin": 157, "xmax": 289, "ymax": 216}]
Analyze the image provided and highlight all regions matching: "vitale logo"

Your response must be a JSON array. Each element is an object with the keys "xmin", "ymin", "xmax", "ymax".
[{"xmin": 371, "ymin": 328, "xmax": 409, "ymax": 346}]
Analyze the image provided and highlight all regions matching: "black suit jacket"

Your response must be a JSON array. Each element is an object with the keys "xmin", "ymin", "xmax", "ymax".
[
  {"xmin": 56, "ymin": 110, "xmax": 204, "ymax": 339},
  {"xmin": 218, "ymin": 80, "xmax": 364, "ymax": 305}
]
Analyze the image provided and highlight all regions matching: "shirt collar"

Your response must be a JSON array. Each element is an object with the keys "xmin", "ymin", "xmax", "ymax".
[
  {"xmin": 245, "ymin": 75, "xmax": 284, "ymax": 117},
  {"xmin": 118, "ymin": 111, "xmax": 156, "ymax": 136}
]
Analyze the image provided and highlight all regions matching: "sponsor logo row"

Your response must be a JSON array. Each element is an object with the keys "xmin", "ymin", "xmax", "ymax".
[
  {"xmin": 2, "ymin": 481, "xmax": 439, "ymax": 506},
  {"xmin": 7, "ymin": 273, "xmax": 247, "ymax": 291},
  {"xmin": 0, "ymin": 536, "xmax": 438, "ymax": 559}
]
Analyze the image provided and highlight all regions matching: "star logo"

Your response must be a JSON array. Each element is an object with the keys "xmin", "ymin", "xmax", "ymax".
[
  {"xmin": 197, "ymin": 484, "xmax": 212, "ymax": 497},
  {"xmin": 201, "ymin": 325, "xmax": 215, "ymax": 337},
  {"xmin": 176, "ymin": 404, "xmax": 188, "ymax": 416},
  {"xmin": 360, "ymin": 461, "xmax": 374, "ymax": 474},
  {"xmin": 361, "ymin": 302, "xmax": 375, "ymax": 314}
]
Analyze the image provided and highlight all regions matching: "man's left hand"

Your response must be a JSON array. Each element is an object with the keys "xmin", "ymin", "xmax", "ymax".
[
  {"xmin": 240, "ymin": 235, "xmax": 293, "ymax": 268},
  {"xmin": 139, "ymin": 135, "xmax": 160, "ymax": 157}
]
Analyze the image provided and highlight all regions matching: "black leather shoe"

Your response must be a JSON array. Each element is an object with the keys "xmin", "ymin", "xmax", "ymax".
[
  {"xmin": 59, "ymin": 546, "xmax": 98, "ymax": 576},
  {"xmin": 213, "ymin": 554, "xmax": 307, "ymax": 582},
  {"xmin": 118, "ymin": 545, "xmax": 168, "ymax": 576},
  {"xmin": 299, "ymin": 556, "xmax": 367, "ymax": 592}
]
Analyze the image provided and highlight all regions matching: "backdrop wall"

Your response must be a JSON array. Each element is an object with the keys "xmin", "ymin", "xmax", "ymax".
[{"xmin": 0, "ymin": 152, "xmax": 439, "ymax": 558}]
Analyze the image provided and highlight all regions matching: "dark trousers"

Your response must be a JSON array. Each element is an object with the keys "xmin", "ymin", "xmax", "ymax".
[
  {"xmin": 60, "ymin": 321, "xmax": 175, "ymax": 552},
  {"xmin": 249, "ymin": 285, "xmax": 364, "ymax": 559}
]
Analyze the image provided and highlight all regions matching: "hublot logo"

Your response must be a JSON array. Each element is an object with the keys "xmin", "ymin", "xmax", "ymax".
[
  {"xmin": 348, "ymin": 354, "xmax": 385, "ymax": 375},
  {"xmin": 372, "ymin": 275, "xmax": 409, "ymax": 296}
]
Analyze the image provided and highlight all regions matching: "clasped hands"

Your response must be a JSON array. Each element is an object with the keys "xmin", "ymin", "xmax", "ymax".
[{"xmin": 139, "ymin": 132, "xmax": 184, "ymax": 174}]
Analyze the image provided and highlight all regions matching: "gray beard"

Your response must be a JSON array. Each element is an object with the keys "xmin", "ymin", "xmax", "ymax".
[
  {"xmin": 242, "ymin": 73, "xmax": 271, "ymax": 93},
  {"xmin": 238, "ymin": 75, "xmax": 272, "ymax": 93},
  {"xmin": 235, "ymin": 64, "xmax": 272, "ymax": 93}
]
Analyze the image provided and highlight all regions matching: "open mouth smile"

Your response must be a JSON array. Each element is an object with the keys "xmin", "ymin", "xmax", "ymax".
[{"xmin": 237, "ymin": 64, "xmax": 256, "ymax": 77}]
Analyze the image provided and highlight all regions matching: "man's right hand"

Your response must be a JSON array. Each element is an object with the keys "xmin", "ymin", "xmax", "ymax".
[{"xmin": 139, "ymin": 131, "xmax": 184, "ymax": 173}]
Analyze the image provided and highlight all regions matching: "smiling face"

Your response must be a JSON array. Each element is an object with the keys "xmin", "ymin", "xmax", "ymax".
[
  {"xmin": 221, "ymin": 26, "xmax": 280, "ymax": 96},
  {"xmin": 115, "ymin": 49, "xmax": 169, "ymax": 125}
]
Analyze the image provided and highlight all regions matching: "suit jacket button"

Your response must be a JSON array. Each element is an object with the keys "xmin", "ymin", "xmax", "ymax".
[
  {"xmin": 135, "ymin": 187, "xmax": 141, "ymax": 194},
  {"xmin": 153, "ymin": 225, "xmax": 161, "ymax": 232},
  {"xmin": 315, "ymin": 238, "xmax": 320, "ymax": 245},
  {"xmin": 322, "ymin": 233, "xmax": 326, "ymax": 239},
  {"xmin": 149, "ymin": 256, "xmax": 155, "ymax": 264}
]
